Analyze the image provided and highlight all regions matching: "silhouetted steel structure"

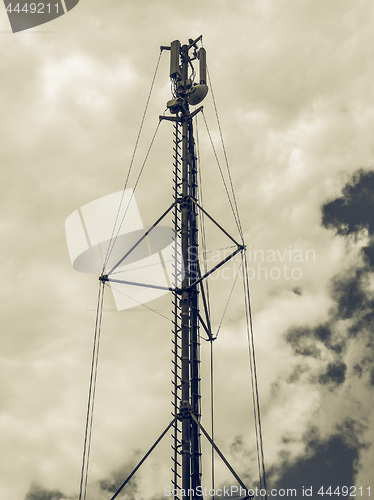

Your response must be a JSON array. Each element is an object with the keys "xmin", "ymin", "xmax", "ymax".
[
  {"xmin": 96, "ymin": 36, "xmax": 259, "ymax": 500},
  {"xmin": 158, "ymin": 36, "xmax": 249, "ymax": 499},
  {"xmin": 163, "ymin": 37, "xmax": 207, "ymax": 496}
]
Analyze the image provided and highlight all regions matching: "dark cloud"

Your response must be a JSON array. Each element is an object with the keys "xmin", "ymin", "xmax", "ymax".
[
  {"xmin": 218, "ymin": 422, "xmax": 366, "ymax": 499},
  {"xmin": 322, "ymin": 169, "xmax": 374, "ymax": 236},
  {"xmin": 313, "ymin": 324, "xmax": 330, "ymax": 343},
  {"xmin": 319, "ymin": 362, "xmax": 347, "ymax": 387},
  {"xmin": 24, "ymin": 460, "xmax": 169, "ymax": 500},
  {"xmin": 25, "ymin": 484, "xmax": 68, "ymax": 500},
  {"xmin": 286, "ymin": 327, "xmax": 322, "ymax": 358},
  {"xmin": 286, "ymin": 321, "xmax": 343, "ymax": 359},
  {"xmin": 322, "ymin": 171, "xmax": 374, "ymax": 383},
  {"xmin": 330, "ymin": 269, "xmax": 371, "ymax": 321},
  {"xmin": 98, "ymin": 465, "xmax": 165, "ymax": 500},
  {"xmin": 353, "ymin": 363, "xmax": 363, "ymax": 378},
  {"xmin": 286, "ymin": 322, "xmax": 349, "ymax": 388},
  {"xmin": 287, "ymin": 364, "xmax": 309, "ymax": 384},
  {"xmin": 99, "ymin": 465, "xmax": 138, "ymax": 499},
  {"xmin": 370, "ymin": 368, "xmax": 374, "ymax": 387},
  {"xmin": 230, "ymin": 435, "xmax": 245, "ymax": 454},
  {"xmin": 348, "ymin": 309, "xmax": 374, "ymax": 341},
  {"xmin": 268, "ymin": 423, "xmax": 362, "ymax": 495},
  {"xmin": 24, "ymin": 462, "xmax": 140, "ymax": 500},
  {"xmin": 322, "ymin": 169, "xmax": 374, "ymax": 269},
  {"xmin": 362, "ymin": 245, "xmax": 374, "ymax": 268},
  {"xmin": 286, "ymin": 170, "xmax": 374, "ymax": 390}
]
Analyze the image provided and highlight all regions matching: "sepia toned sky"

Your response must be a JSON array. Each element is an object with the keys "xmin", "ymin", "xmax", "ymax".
[{"xmin": 1, "ymin": 1, "xmax": 374, "ymax": 499}]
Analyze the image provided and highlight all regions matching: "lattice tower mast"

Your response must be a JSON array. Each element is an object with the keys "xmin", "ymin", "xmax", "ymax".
[{"xmin": 160, "ymin": 36, "xmax": 209, "ymax": 498}]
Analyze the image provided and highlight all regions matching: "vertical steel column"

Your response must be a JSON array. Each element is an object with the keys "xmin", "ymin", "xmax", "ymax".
[
  {"xmin": 171, "ymin": 121, "xmax": 182, "ymax": 500},
  {"xmin": 168, "ymin": 39, "xmax": 202, "ymax": 499},
  {"xmin": 180, "ymin": 43, "xmax": 192, "ymax": 496},
  {"xmin": 189, "ymin": 119, "xmax": 201, "ymax": 493}
]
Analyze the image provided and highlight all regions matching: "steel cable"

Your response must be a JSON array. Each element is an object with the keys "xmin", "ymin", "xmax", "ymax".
[
  {"xmin": 78, "ymin": 280, "xmax": 105, "ymax": 500},
  {"xmin": 206, "ymin": 65, "xmax": 244, "ymax": 243},
  {"xmin": 241, "ymin": 250, "xmax": 267, "ymax": 497},
  {"xmin": 201, "ymin": 110, "xmax": 243, "ymax": 242},
  {"xmin": 103, "ymin": 119, "xmax": 161, "ymax": 271},
  {"xmin": 215, "ymin": 259, "xmax": 243, "ymax": 339},
  {"xmin": 103, "ymin": 281, "xmax": 172, "ymax": 322},
  {"xmin": 103, "ymin": 49, "xmax": 163, "ymax": 271}
]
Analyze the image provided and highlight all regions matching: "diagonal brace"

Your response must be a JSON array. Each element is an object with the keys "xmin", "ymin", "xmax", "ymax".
[
  {"xmin": 198, "ymin": 263, "xmax": 214, "ymax": 341},
  {"xmin": 190, "ymin": 414, "xmax": 254, "ymax": 500},
  {"xmin": 198, "ymin": 312, "xmax": 215, "ymax": 341},
  {"xmin": 110, "ymin": 417, "xmax": 177, "ymax": 500},
  {"xmin": 107, "ymin": 202, "xmax": 176, "ymax": 276},
  {"xmin": 189, "ymin": 246, "xmax": 244, "ymax": 289},
  {"xmin": 189, "ymin": 197, "xmax": 243, "ymax": 248}
]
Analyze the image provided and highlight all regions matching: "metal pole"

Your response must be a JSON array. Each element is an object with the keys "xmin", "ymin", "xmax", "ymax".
[
  {"xmin": 180, "ymin": 43, "xmax": 192, "ymax": 496},
  {"xmin": 189, "ymin": 119, "xmax": 201, "ymax": 493},
  {"xmin": 168, "ymin": 39, "xmax": 203, "ymax": 499}
]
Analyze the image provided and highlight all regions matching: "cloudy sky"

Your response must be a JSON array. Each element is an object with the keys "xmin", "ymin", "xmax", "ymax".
[{"xmin": 1, "ymin": 1, "xmax": 374, "ymax": 499}]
